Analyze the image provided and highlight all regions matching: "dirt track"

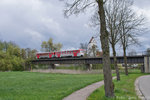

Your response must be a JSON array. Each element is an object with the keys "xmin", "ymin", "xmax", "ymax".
[{"xmin": 32, "ymin": 69, "xmax": 104, "ymax": 74}]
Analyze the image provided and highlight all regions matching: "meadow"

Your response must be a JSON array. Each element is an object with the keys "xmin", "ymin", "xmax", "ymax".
[
  {"xmin": 0, "ymin": 72, "xmax": 103, "ymax": 100},
  {"xmin": 88, "ymin": 72, "xmax": 147, "ymax": 100}
]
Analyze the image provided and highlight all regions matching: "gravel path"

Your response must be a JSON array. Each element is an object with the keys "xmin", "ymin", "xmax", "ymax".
[{"xmin": 63, "ymin": 77, "xmax": 116, "ymax": 100}]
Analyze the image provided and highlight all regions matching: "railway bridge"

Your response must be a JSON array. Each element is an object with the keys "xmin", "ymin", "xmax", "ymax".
[{"xmin": 31, "ymin": 55, "xmax": 150, "ymax": 73}]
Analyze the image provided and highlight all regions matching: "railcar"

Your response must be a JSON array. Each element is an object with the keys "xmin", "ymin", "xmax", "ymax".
[{"xmin": 36, "ymin": 49, "xmax": 85, "ymax": 59}]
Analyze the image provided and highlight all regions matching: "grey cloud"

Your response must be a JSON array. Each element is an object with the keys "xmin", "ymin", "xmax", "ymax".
[
  {"xmin": 134, "ymin": 0, "xmax": 150, "ymax": 9},
  {"xmin": 0, "ymin": 0, "xmax": 149, "ymax": 52},
  {"xmin": 0, "ymin": 0, "xmax": 94, "ymax": 51}
]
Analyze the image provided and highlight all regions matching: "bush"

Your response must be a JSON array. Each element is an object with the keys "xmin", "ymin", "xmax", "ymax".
[
  {"xmin": 11, "ymin": 56, "xmax": 24, "ymax": 71},
  {"xmin": 0, "ymin": 51, "xmax": 24, "ymax": 71}
]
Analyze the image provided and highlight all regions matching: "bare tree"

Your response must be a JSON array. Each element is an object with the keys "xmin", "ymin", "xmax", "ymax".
[
  {"xmin": 119, "ymin": 0, "xmax": 145, "ymax": 76},
  {"xmin": 80, "ymin": 42, "xmax": 88, "ymax": 57},
  {"xmin": 61, "ymin": 0, "xmax": 114, "ymax": 97},
  {"xmin": 128, "ymin": 49, "xmax": 137, "ymax": 56},
  {"xmin": 91, "ymin": 0, "xmax": 145, "ymax": 76},
  {"xmin": 105, "ymin": 0, "xmax": 124, "ymax": 81},
  {"xmin": 90, "ymin": 0, "xmax": 123, "ymax": 80},
  {"xmin": 146, "ymin": 48, "xmax": 150, "ymax": 55}
]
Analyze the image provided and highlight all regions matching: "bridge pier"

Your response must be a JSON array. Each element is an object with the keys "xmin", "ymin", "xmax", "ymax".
[
  {"xmin": 144, "ymin": 56, "xmax": 150, "ymax": 73},
  {"xmin": 48, "ymin": 64, "xmax": 55, "ymax": 69},
  {"xmin": 85, "ymin": 64, "xmax": 92, "ymax": 71},
  {"xmin": 141, "ymin": 64, "xmax": 144, "ymax": 73}
]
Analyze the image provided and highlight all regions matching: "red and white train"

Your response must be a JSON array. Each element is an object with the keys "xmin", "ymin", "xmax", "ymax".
[{"xmin": 36, "ymin": 49, "xmax": 85, "ymax": 59}]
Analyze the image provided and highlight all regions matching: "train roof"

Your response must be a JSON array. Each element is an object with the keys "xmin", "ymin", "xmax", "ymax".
[{"xmin": 36, "ymin": 49, "xmax": 85, "ymax": 54}]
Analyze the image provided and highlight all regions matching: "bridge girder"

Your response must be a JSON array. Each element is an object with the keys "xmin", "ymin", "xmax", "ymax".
[{"xmin": 31, "ymin": 56, "xmax": 144, "ymax": 65}]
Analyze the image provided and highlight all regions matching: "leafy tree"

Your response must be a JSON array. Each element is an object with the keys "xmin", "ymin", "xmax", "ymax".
[
  {"xmin": 53, "ymin": 43, "xmax": 63, "ymax": 51},
  {"xmin": 0, "ymin": 41, "xmax": 28, "ymax": 71},
  {"xmin": 41, "ymin": 38, "xmax": 63, "ymax": 52},
  {"xmin": 41, "ymin": 41, "xmax": 48, "ymax": 52},
  {"xmin": 21, "ymin": 49, "xmax": 26, "ymax": 59},
  {"xmin": 11, "ymin": 56, "xmax": 24, "ymax": 71},
  {"xmin": 47, "ymin": 38, "xmax": 54, "ymax": 52},
  {"xmin": 31, "ymin": 49, "xmax": 38, "ymax": 59},
  {"xmin": 0, "ymin": 41, "xmax": 4, "ymax": 51}
]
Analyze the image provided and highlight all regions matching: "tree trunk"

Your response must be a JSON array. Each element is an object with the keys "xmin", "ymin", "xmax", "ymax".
[
  {"xmin": 123, "ymin": 47, "xmax": 128, "ymax": 75},
  {"xmin": 98, "ymin": 0, "xmax": 114, "ymax": 97},
  {"xmin": 112, "ymin": 44, "xmax": 120, "ymax": 81}
]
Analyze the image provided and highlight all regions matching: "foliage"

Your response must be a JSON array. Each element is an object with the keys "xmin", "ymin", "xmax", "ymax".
[
  {"xmin": 0, "ymin": 72, "xmax": 103, "ymax": 100},
  {"xmin": 0, "ymin": 41, "xmax": 37, "ymax": 71},
  {"xmin": 41, "ymin": 38, "xmax": 63, "ymax": 52},
  {"xmin": 0, "ymin": 41, "xmax": 23, "ymax": 71}
]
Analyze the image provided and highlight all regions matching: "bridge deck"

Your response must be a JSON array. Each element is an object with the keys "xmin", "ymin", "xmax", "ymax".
[{"xmin": 32, "ymin": 56, "xmax": 144, "ymax": 64}]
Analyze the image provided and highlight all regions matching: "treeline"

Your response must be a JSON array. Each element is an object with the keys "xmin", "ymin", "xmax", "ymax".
[
  {"xmin": 0, "ymin": 41, "xmax": 37, "ymax": 71},
  {"xmin": 41, "ymin": 38, "xmax": 62, "ymax": 52}
]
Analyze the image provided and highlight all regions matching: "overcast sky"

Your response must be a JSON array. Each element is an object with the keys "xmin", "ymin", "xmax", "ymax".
[{"xmin": 0, "ymin": 0, "xmax": 150, "ymax": 53}]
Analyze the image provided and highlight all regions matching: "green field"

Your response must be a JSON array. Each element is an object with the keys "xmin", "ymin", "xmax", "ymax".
[
  {"xmin": 0, "ymin": 72, "xmax": 103, "ymax": 100},
  {"xmin": 88, "ymin": 73, "xmax": 147, "ymax": 100}
]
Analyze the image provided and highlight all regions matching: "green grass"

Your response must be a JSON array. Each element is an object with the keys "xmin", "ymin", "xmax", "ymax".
[
  {"xmin": 88, "ymin": 73, "xmax": 147, "ymax": 100},
  {"xmin": 0, "ymin": 72, "xmax": 103, "ymax": 100}
]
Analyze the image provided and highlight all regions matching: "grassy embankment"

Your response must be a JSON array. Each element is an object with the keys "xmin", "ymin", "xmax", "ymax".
[
  {"xmin": 0, "ymin": 72, "xmax": 103, "ymax": 100},
  {"xmin": 88, "ymin": 72, "xmax": 148, "ymax": 100}
]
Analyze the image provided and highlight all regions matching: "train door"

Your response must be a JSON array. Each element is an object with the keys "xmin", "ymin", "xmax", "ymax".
[
  {"xmin": 57, "ymin": 52, "xmax": 61, "ymax": 58},
  {"xmin": 73, "ymin": 50, "xmax": 77, "ymax": 57}
]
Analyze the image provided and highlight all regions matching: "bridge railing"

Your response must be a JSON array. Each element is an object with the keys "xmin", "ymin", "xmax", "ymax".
[{"xmin": 113, "ymin": 51, "xmax": 150, "ymax": 57}]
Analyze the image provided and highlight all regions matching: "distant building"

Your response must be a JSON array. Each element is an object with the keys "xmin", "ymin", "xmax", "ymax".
[
  {"xmin": 88, "ymin": 37, "xmax": 97, "ymax": 49},
  {"xmin": 87, "ymin": 37, "xmax": 103, "ymax": 57},
  {"xmin": 87, "ymin": 37, "xmax": 98, "ymax": 57}
]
